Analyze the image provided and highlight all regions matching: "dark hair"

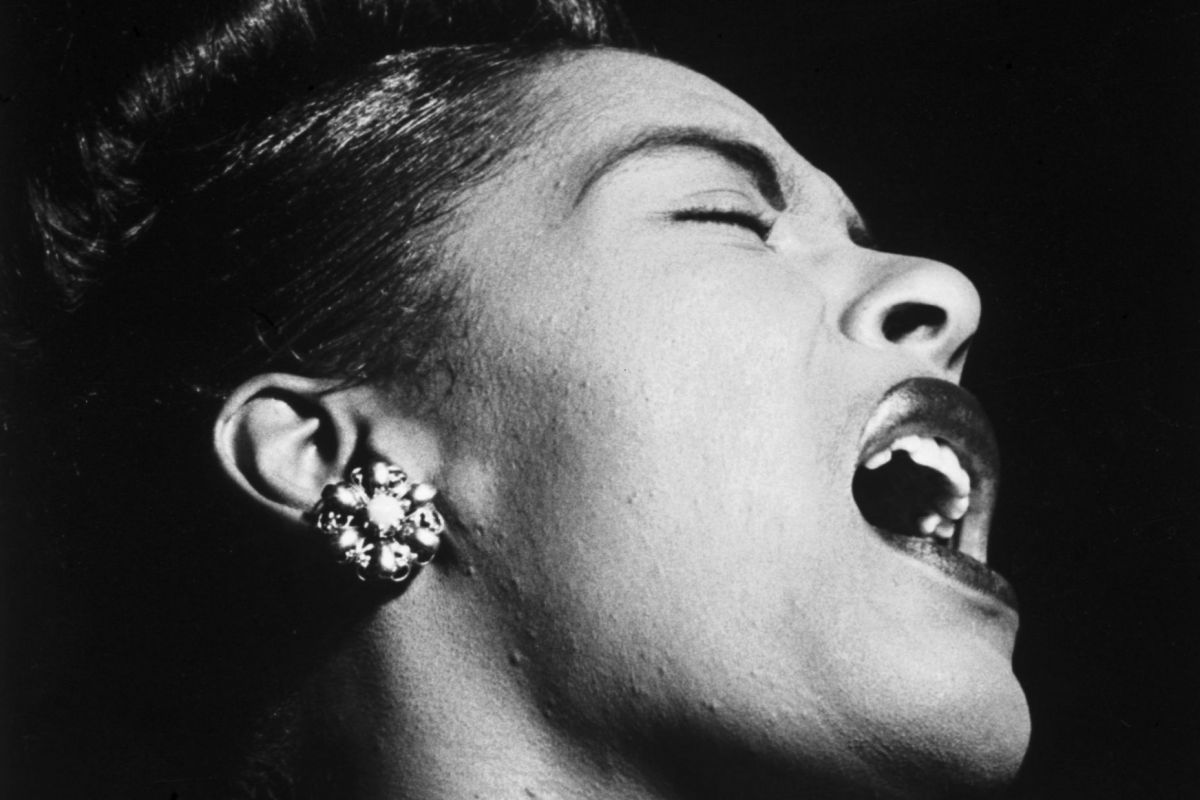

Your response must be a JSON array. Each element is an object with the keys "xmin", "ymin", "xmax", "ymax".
[
  {"xmin": 21, "ymin": 0, "xmax": 628, "ymax": 394},
  {"xmin": 2, "ymin": 1, "xmax": 629, "ymax": 795}
]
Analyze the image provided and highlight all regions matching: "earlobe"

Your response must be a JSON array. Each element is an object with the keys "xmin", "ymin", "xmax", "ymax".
[{"xmin": 213, "ymin": 374, "xmax": 358, "ymax": 522}]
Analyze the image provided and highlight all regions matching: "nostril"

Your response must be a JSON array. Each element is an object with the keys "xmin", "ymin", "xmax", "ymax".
[{"xmin": 881, "ymin": 302, "xmax": 947, "ymax": 343}]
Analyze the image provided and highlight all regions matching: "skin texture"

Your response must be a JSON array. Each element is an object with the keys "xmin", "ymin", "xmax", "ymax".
[{"xmin": 224, "ymin": 49, "xmax": 1030, "ymax": 799}]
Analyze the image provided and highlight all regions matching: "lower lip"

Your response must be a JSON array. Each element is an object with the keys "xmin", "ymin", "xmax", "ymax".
[{"xmin": 876, "ymin": 533, "xmax": 1019, "ymax": 612}]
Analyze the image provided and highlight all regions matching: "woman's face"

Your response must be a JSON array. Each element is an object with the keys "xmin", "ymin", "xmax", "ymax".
[{"xmin": 432, "ymin": 50, "xmax": 1029, "ymax": 793}]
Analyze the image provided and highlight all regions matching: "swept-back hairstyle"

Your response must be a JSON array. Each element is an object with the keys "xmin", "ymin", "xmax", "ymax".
[
  {"xmin": 20, "ymin": 0, "xmax": 627, "ymax": 390},
  {"xmin": 2, "ymin": 1, "xmax": 629, "ymax": 795}
]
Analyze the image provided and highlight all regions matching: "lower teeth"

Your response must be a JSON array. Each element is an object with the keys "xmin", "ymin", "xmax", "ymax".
[{"xmin": 919, "ymin": 512, "xmax": 958, "ymax": 540}]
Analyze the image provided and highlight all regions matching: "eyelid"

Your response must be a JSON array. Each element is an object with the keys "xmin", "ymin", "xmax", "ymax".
[
  {"xmin": 670, "ymin": 205, "xmax": 774, "ymax": 240},
  {"xmin": 669, "ymin": 185, "xmax": 778, "ymax": 240},
  {"xmin": 674, "ymin": 187, "xmax": 776, "ymax": 219}
]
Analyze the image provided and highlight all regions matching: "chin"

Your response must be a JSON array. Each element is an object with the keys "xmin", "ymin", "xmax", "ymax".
[
  {"xmin": 836, "ymin": 641, "xmax": 1032, "ymax": 798},
  {"xmin": 672, "ymin": 675, "xmax": 1029, "ymax": 800},
  {"xmin": 653, "ymin": 613, "xmax": 1030, "ymax": 800},
  {"xmin": 908, "ymin": 687, "xmax": 1029, "ymax": 796}
]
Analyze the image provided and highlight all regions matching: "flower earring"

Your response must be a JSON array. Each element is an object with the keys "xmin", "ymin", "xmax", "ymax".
[{"xmin": 308, "ymin": 462, "xmax": 446, "ymax": 583}]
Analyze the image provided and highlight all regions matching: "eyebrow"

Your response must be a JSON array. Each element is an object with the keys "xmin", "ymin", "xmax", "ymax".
[{"xmin": 574, "ymin": 126, "xmax": 789, "ymax": 210}]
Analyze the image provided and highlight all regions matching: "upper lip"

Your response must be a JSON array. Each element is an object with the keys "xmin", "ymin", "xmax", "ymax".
[{"xmin": 855, "ymin": 376, "xmax": 1002, "ymax": 569}]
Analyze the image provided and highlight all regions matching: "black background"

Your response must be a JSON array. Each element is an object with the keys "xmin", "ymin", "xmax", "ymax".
[{"xmin": 3, "ymin": 1, "xmax": 1199, "ymax": 797}]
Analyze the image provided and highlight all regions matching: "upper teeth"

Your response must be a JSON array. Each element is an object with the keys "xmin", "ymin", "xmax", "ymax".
[{"xmin": 864, "ymin": 435, "xmax": 972, "ymax": 540}]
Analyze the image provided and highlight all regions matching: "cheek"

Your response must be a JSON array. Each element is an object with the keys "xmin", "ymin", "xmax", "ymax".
[
  {"xmin": 562, "ymin": 258, "xmax": 858, "ymax": 571},
  {"xmin": 579, "ymin": 256, "xmax": 827, "ymax": 433},
  {"xmin": 456, "ymin": 253, "xmax": 873, "ymax": 712}
]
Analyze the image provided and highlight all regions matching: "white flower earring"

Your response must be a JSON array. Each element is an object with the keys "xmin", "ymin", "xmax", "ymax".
[{"xmin": 307, "ymin": 462, "xmax": 445, "ymax": 583}]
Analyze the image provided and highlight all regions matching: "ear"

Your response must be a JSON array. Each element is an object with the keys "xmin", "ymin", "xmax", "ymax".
[
  {"xmin": 215, "ymin": 374, "xmax": 446, "ymax": 524},
  {"xmin": 213, "ymin": 374, "xmax": 358, "ymax": 522}
]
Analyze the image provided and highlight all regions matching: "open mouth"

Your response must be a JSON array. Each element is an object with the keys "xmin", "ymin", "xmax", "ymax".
[
  {"xmin": 852, "ymin": 378, "xmax": 1016, "ymax": 610},
  {"xmin": 854, "ymin": 434, "xmax": 972, "ymax": 549}
]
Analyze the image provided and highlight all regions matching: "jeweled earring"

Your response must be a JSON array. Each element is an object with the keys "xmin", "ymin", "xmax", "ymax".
[{"xmin": 308, "ymin": 462, "xmax": 446, "ymax": 583}]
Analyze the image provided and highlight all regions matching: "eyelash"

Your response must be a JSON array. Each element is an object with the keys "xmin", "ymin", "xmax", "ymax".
[{"xmin": 672, "ymin": 206, "xmax": 774, "ymax": 241}]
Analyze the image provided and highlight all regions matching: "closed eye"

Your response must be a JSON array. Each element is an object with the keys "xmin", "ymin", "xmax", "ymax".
[{"xmin": 672, "ymin": 207, "xmax": 773, "ymax": 241}]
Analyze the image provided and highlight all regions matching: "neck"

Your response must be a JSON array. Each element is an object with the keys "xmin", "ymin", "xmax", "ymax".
[{"xmin": 280, "ymin": 579, "xmax": 658, "ymax": 800}]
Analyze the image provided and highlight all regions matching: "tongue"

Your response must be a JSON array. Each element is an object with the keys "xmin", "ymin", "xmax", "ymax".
[{"xmin": 852, "ymin": 451, "xmax": 960, "ymax": 539}]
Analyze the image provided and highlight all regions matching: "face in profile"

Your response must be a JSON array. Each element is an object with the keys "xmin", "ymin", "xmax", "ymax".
[{"xmin": 424, "ymin": 49, "xmax": 1029, "ymax": 793}]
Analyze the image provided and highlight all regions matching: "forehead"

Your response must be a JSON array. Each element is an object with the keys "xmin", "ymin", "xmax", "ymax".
[{"xmin": 521, "ymin": 49, "xmax": 858, "ymax": 220}]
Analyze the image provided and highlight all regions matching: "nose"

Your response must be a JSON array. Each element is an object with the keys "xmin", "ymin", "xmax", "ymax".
[{"xmin": 839, "ymin": 255, "xmax": 982, "ymax": 379}]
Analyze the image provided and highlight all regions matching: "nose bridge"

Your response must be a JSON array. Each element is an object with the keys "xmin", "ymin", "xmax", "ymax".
[{"xmin": 839, "ymin": 252, "xmax": 982, "ymax": 379}]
